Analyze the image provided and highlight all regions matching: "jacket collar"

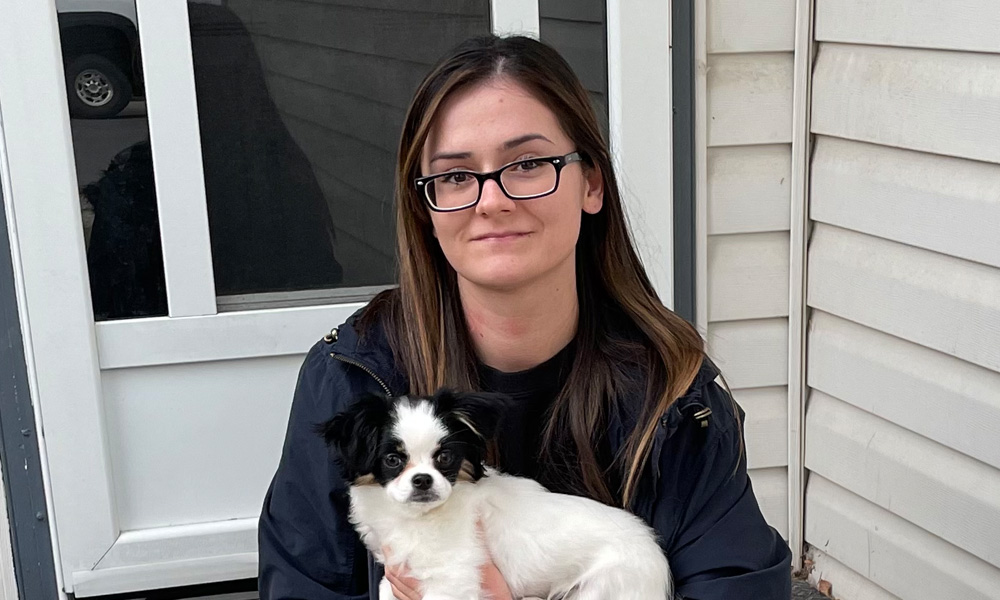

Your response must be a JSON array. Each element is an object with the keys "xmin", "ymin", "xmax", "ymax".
[
  {"xmin": 329, "ymin": 308, "xmax": 718, "ymax": 515},
  {"xmin": 326, "ymin": 310, "xmax": 408, "ymax": 398},
  {"xmin": 607, "ymin": 357, "xmax": 720, "ymax": 517},
  {"xmin": 330, "ymin": 308, "xmax": 720, "ymax": 443}
]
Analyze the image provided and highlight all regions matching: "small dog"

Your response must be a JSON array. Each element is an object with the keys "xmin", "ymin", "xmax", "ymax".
[{"xmin": 318, "ymin": 389, "xmax": 672, "ymax": 600}]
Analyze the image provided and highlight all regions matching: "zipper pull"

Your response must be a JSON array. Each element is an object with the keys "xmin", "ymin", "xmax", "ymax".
[{"xmin": 692, "ymin": 406, "xmax": 712, "ymax": 428}]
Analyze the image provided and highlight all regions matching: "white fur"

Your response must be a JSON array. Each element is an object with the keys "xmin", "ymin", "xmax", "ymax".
[
  {"xmin": 385, "ymin": 402, "xmax": 453, "ymax": 506},
  {"xmin": 348, "ymin": 401, "xmax": 672, "ymax": 600}
]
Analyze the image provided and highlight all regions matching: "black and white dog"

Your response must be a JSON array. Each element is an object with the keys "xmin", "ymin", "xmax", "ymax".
[{"xmin": 318, "ymin": 389, "xmax": 671, "ymax": 600}]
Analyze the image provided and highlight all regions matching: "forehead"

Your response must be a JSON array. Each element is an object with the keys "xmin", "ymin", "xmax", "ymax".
[
  {"xmin": 423, "ymin": 79, "xmax": 569, "ymax": 158},
  {"xmin": 391, "ymin": 399, "xmax": 447, "ymax": 457}
]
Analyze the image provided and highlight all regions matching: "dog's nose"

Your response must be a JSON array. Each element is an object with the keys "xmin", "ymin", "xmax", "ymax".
[{"xmin": 411, "ymin": 474, "xmax": 433, "ymax": 491}]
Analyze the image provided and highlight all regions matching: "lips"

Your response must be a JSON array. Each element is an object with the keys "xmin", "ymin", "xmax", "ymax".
[{"xmin": 471, "ymin": 231, "xmax": 530, "ymax": 241}]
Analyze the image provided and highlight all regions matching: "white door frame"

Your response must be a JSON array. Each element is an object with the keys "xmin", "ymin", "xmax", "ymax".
[
  {"xmin": 0, "ymin": 464, "xmax": 20, "ymax": 600},
  {"xmin": 492, "ymin": 0, "xmax": 540, "ymax": 37},
  {"xmin": 495, "ymin": 1, "xmax": 675, "ymax": 305},
  {"xmin": 607, "ymin": 0, "xmax": 674, "ymax": 306},
  {"xmin": 0, "ymin": 0, "xmax": 673, "ymax": 596},
  {"xmin": 0, "ymin": 1, "xmax": 114, "ymax": 596},
  {"xmin": 0, "ymin": 2, "xmax": 371, "ymax": 595}
]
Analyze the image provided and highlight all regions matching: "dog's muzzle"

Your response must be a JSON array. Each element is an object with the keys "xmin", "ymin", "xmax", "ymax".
[{"xmin": 408, "ymin": 474, "xmax": 439, "ymax": 502}]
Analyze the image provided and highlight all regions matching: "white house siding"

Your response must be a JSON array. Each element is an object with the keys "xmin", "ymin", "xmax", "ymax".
[
  {"xmin": 220, "ymin": 1, "xmax": 490, "ymax": 286},
  {"xmin": 701, "ymin": 0, "xmax": 796, "ymax": 539},
  {"xmin": 804, "ymin": 1, "xmax": 1000, "ymax": 597}
]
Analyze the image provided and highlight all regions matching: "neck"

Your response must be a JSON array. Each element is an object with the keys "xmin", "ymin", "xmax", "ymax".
[{"xmin": 459, "ymin": 271, "xmax": 579, "ymax": 373}]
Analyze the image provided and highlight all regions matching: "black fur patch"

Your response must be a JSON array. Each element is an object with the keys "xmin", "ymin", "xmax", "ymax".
[
  {"xmin": 431, "ymin": 389, "xmax": 510, "ymax": 481},
  {"xmin": 315, "ymin": 393, "xmax": 405, "ymax": 485},
  {"xmin": 317, "ymin": 390, "xmax": 511, "ymax": 486}
]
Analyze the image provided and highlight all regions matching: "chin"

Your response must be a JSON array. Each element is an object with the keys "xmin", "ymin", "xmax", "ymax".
[
  {"xmin": 458, "ymin": 262, "xmax": 538, "ymax": 289},
  {"xmin": 460, "ymin": 261, "xmax": 571, "ymax": 294},
  {"xmin": 318, "ymin": 389, "xmax": 673, "ymax": 600}
]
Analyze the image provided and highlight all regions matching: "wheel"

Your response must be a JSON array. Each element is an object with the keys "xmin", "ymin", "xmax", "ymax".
[{"xmin": 65, "ymin": 54, "xmax": 132, "ymax": 119}]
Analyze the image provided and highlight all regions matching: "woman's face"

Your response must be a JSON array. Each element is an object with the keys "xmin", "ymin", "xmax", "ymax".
[{"xmin": 420, "ymin": 79, "xmax": 603, "ymax": 293}]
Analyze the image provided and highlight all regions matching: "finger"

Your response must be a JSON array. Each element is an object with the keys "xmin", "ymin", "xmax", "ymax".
[
  {"xmin": 389, "ymin": 582, "xmax": 414, "ymax": 600},
  {"xmin": 400, "ymin": 572, "xmax": 421, "ymax": 589},
  {"xmin": 389, "ymin": 580, "xmax": 417, "ymax": 600},
  {"xmin": 386, "ymin": 569, "xmax": 420, "ymax": 600},
  {"xmin": 385, "ymin": 562, "xmax": 416, "ymax": 583},
  {"xmin": 387, "ymin": 574, "xmax": 418, "ymax": 600}
]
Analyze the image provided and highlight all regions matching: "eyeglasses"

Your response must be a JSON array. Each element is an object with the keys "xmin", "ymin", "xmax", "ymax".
[{"xmin": 414, "ymin": 151, "xmax": 586, "ymax": 212}]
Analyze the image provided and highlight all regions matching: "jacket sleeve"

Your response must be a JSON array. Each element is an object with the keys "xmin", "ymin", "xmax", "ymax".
[
  {"xmin": 258, "ymin": 340, "xmax": 369, "ymax": 600},
  {"xmin": 655, "ymin": 381, "xmax": 793, "ymax": 600}
]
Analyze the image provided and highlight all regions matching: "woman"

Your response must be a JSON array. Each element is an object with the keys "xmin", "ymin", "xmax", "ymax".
[{"xmin": 258, "ymin": 35, "xmax": 792, "ymax": 599}]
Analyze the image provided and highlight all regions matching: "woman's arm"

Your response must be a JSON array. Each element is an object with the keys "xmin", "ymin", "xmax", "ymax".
[
  {"xmin": 653, "ymin": 381, "xmax": 793, "ymax": 599},
  {"xmin": 258, "ymin": 340, "xmax": 369, "ymax": 600}
]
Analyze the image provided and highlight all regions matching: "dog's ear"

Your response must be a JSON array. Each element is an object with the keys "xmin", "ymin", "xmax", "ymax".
[
  {"xmin": 434, "ymin": 389, "xmax": 510, "ymax": 442},
  {"xmin": 314, "ymin": 393, "xmax": 391, "ymax": 478}
]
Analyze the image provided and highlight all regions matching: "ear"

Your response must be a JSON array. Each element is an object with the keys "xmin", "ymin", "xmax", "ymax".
[
  {"xmin": 582, "ymin": 164, "xmax": 603, "ymax": 215},
  {"xmin": 434, "ymin": 389, "xmax": 510, "ymax": 442},
  {"xmin": 314, "ymin": 412, "xmax": 349, "ymax": 449},
  {"xmin": 314, "ymin": 393, "xmax": 390, "ymax": 478}
]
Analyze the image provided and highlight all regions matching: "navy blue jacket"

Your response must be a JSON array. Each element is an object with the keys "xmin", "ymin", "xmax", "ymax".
[{"xmin": 258, "ymin": 312, "xmax": 792, "ymax": 599}]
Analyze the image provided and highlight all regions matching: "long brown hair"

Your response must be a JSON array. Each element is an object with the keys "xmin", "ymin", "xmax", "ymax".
[{"xmin": 362, "ymin": 35, "xmax": 705, "ymax": 508}]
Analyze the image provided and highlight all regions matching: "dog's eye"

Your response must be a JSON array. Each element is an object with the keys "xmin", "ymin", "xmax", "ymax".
[
  {"xmin": 383, "ymin": 454, "xmax": 403, "ymax": 469},
  {"xmin": 435, "ymin": 450, "xmax": 454, "ymax": 466}
]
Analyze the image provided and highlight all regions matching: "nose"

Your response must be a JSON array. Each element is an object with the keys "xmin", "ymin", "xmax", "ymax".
[
  {"xmin": 475, "ymin": 178, "xmax": 515, "ymax": 216},
  {"xmin": 411, "ymin": 473, "xmax": 433, "ymax": 491}
]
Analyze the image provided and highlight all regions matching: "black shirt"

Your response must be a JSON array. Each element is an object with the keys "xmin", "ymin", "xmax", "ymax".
[{"xmin": 476, "ymin": 342, "xmax": 575, "ymax": 479}]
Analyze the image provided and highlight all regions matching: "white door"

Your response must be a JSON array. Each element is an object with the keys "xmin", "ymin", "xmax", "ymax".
[{"xmin": 0, "ymin": 1, "xmax": 671, "ymax": 596}]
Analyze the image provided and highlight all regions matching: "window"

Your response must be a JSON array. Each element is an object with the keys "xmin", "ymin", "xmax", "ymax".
[
  {"xmin": 187, "ymin": 1, "xmax": 492, "ymax": 306},
  {"xmin": 539, "ymin": 0, "xmax": 609, "ymax": 138},
  {"xmin": 58, "ymin": 0, "xmax": 166, "ymax": 320}
]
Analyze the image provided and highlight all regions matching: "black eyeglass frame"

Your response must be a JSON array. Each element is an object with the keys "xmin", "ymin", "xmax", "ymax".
[{"xmin": 414, "ymin": 151, "xmax": 587, "ymax": 213}]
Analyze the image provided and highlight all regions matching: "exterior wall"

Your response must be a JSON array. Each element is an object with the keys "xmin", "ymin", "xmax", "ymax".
[
  {"xmin": 699, "ymin": 0, "xmax": 796, "ymax": 539},
  {"xmin": 804, "ymin": 1, "xmax": 1000, "ymax": 597}
]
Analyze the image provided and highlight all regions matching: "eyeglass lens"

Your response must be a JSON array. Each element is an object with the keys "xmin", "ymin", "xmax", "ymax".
[{"xmin": 425, "ymin": 160, "xmax": 557, "ymax": 210}]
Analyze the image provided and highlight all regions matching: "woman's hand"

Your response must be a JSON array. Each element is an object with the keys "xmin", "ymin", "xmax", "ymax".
[
  {"xmin": 382, "ymin": 548, "xmax": 422, "ymax": 600},
  {"xmin": 384, "ymin": 559, "xmax": 513, "ymax": 600},
  {"xmin": 475, "ymin": 519, "xmax": 513, "ymax": 600},
  {"xmin": 479, "ymin": 558, "xmax": 514, "ymax": 600},
  {"xmin": 382, "ymin": 522, "xmax": 513, "ymax": 600}
]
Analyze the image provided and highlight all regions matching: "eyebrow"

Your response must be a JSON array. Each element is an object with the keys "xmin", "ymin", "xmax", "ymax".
[{"xmin": 429, "ymin": 133, "xmax": 555, "ymax": 166}]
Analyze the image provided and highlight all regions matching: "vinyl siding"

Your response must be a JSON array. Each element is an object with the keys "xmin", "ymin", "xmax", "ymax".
[
  {"xmin": 803, "ymin": 2, "xmax": 1000, "ymax": 595},
  {"xmin": 701, "ymin": 0, "xmax": 796, "ymax": 539}
]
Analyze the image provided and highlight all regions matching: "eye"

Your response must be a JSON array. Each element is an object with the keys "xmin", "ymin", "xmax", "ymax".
[
  {"xmin": 383, "ymin": 454, "xmax": 403, "ymax": 469},
  {"xmin": 441, "ymin": 172, "xmax": 473, "ymax": 186},
  {"xmin": 435, "ymin": 450, "xmax": 455, "ymax": 467},
  {"xmin": 511, "ymin": 159, "xmax": 542, "ymax": 172}
]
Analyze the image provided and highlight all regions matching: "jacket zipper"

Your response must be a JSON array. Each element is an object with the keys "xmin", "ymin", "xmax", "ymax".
[{"xmin": 330, "ymin": 352, "xmax": 393, "ymax": 397}]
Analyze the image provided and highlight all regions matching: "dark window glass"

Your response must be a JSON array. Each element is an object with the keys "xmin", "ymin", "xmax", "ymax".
[
  {"xmin": 538, "ymin": 0, "xmax": 610, "ymax": 139},
  {"xmin": 187, "ymin": 1, "xmax": 492, "ymax": 303},
  {"xmin": 58, "ymin": 0, "xmax": 166, "ymax": 321}
]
